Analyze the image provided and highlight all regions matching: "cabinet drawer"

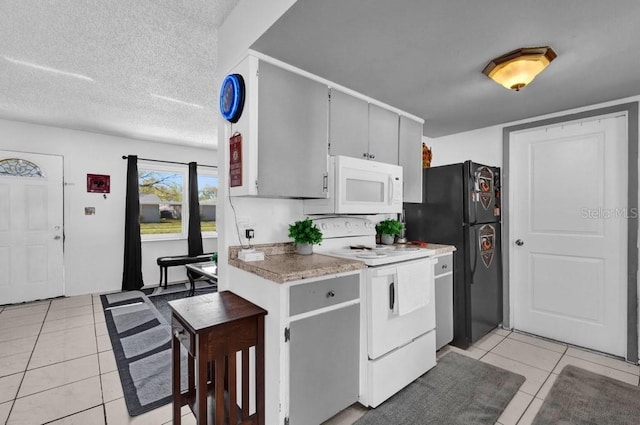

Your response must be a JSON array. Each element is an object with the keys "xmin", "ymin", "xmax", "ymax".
[
  {"xmin": 290, "ymin": 274, "xmax": 359, "ymax": 316},
  {"xmin": 434, "ymin": 254, "xmax": 453, "ymax": 277},
  {"xmin": 172, "ymin": 316, "xmax": 194, "ymax": 355}
]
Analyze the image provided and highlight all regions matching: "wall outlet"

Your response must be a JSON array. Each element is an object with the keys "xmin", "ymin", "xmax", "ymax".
[{"xmin": 245, "ymin": 228, "xmax": 255, "ymax": 239}]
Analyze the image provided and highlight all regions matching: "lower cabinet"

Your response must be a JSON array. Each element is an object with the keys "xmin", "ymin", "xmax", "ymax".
[
  {"xmin": 287, "ymin": 273, "xmax": 360, "ymax": 425},
  {"xmin": 434, "ymin": 253, "xmax": 454, "ymax": 349},
  {"xmin": 289, "ymin": 304, "xmax": 360, "ymax": 425}
]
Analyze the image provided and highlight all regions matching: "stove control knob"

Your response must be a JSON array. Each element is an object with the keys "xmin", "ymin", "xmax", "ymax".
[
  {"xmin": 321, "ymin": 223, "xmax": 328, "ymax": 230},
  {"xmin": 345, "ymin": 222, "xmax": 352, "ymax": 229}
]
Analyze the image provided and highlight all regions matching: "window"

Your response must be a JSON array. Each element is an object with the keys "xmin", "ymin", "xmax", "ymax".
[
  {"xmin": 138, "ymin": 162, "xmax": 218, "ymax": 239},
  {"xmin": 198, "ymin": 171, "xmax": 218, "ymax": 235}
]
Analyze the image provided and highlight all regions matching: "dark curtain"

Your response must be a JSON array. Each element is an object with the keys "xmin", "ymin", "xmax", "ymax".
[
  {"xmin": 188, "ymin": 161, "xmax": 203, "ymax": 257},
  {"xmin": 122, "ymin": 155, "xmax": 144, "ymax": 290}
]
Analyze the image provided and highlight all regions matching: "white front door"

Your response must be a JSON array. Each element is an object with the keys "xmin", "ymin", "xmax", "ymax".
[
  {"xmin": 510, "ymin": 115, "xmax": 627, "ymax": 358},
  {"xmin": 0, "ymin": 151, "xmax": 64, "ymax": 304}
]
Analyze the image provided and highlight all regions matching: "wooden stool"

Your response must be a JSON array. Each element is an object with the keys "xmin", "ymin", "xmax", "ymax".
[{"xmin": 170, "ymin": 291, "xmax": 267, "ymax": 425}]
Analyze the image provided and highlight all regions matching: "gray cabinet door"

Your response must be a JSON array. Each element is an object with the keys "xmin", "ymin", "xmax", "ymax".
[
  {"xmin": 399, "ymin": 115, "xmax": 423, "ymax": 203},
  {"xmin": 368, "ymin": 103, "xmax": 399, "ymax": 164},
  {"xmin": 328, "ymin": 89, "xmax": 369, "ymax": 159},
  {"xmin": 257, "ymin": 61, "xmax": 329, "ymax": 198},
  {"xmin": 289, "ymin": 304, "xmax": 359, "ymax": 425},
  {"xmin": 435, "ymin": 272, "xmax": 454, "ymax": 350}
]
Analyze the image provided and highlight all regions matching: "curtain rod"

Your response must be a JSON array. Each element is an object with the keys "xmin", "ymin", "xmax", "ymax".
[{"xmin": 121, "ymin": 155, "xmax": 217, "ymax": 169}]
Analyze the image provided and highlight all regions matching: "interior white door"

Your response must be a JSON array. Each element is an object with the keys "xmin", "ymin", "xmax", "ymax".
[
  {"xmin": 510, "ymin": 116, "xmax": 627, "ymax": 358},
  {"xmin": 0, "ymin": 151, "xmax": 64, "ymax": 304}
]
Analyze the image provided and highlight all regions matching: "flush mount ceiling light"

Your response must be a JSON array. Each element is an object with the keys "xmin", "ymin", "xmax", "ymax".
[{"xmin": 482, "ymin": 46, "xmax": 557, "ymax": 91}]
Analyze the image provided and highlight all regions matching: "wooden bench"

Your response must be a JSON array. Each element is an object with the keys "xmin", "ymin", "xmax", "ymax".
[{"xmin": 156, "ymin": 253, "xmax": 215, "ymax": 288}]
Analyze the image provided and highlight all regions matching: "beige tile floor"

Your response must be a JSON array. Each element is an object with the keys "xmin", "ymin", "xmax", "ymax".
[
  {"xmin": 324, "ymin": 327, "xmax": 640, "ymax": 425},
  {"xmin": 0, "ymin": 294, "xmax": 196, "ymax": 425},
  {"xmin": 1, "ymin": 295, "xmax": 638, "ymax": 425}
]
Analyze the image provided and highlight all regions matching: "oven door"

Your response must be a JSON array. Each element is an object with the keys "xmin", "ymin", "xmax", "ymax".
[{"xmin": 366, "ymin": 257, "xmax": 436, "ymax": 360}]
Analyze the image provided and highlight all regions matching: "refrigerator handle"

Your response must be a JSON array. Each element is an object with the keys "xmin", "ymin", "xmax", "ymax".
[{"xmin": 470, "ymin": 226, "xmax": 479, "ymax": 284}]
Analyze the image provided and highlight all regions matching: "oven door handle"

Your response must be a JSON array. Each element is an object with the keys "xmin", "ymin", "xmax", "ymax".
[{"xmin": 389, "ymin": 281, "xmax": 395, "ymax": 310}]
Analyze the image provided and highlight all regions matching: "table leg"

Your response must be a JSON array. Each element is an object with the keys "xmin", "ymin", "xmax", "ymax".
[
  {"xmin": 172, "ymin": 332, "xmax": 182, "ymax": 425},
  {"xmin": 256, "ymin": 316, "xmax": 265, "ymax": 425},
  {"xmin": 197, "ymin": 341, "xmax": 208, "ymax": 425}
]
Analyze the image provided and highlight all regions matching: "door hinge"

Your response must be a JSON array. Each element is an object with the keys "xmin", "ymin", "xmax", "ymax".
[
  {"xmin": 322, "ymin": 173, "xmax": 328, "ymax": 192},
  {"xmin": 284, "ymin": 327, "xmax": 290, "ymax": 342},
  {"xmin": 284, "ymin": 417, "xmax": 290, "ymax": 425}
]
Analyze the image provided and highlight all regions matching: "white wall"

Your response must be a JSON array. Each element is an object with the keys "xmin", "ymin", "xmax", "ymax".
[{"xmin": 0, "ymin": 118, "xmax": 217, "ymax": 296}]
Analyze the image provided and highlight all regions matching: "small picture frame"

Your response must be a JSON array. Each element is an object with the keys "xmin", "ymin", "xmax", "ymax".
[{"xmin": 87, "ymin": 174, "xmax": 110, "ymax": 193}]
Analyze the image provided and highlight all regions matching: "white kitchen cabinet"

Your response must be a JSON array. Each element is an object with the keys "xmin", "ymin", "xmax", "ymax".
[
  {"xmin": 329, "ymin": 88, "xmax": 369, "ymax": 159},
  {"xmin": 228, "ymin": 55, "xmax": 329, "ymax": 198},
  {"xmin": 329, "ymin": 89, "xmax": 399, "ymax": 164},
  {"xmin": 399, "ymin": 115, "xmax": 424, "ymax": 203},
  {"xmin": 368, "ymin": 103, "xmax": 399, "ymax": 164}
]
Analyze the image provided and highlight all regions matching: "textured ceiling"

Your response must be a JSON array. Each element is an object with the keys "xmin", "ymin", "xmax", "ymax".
[
  {"xmin": 253, "ymin": 0, "xmax": 640, "ymax": 137},
  {"xmin": 0, "ymin": 0, "xmax": 239, "ymax": 148},
  {"xmin": 3, "ymin": 1, "xmax": 640, "ymax": 148}
]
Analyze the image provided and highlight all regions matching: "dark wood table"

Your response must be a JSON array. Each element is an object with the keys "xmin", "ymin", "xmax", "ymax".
[
  {"xmin": 185, "ymin": 261, "xmax": 218, "ymax": 296},
  {"xmin": 170, "ymin": 291, "xmax": 267, "ymax": 425}
]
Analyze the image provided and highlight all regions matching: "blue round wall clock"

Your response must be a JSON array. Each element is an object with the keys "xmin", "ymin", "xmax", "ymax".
[{"xmin": 219, "ymin": 73, "xmax": 245, "ymax": 123}]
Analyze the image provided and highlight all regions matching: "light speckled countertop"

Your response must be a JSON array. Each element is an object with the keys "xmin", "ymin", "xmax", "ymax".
[
  {"xmin": 228, "ymin": 243, "xmax": 365, "ymax": 284},
  {"xmin": 421, "ymin": 243, "xmax": 456, "ymax": 255}
]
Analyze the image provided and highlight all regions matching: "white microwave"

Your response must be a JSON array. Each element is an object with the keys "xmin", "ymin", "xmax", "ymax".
[{"xmin": 304, "ymin": 156, "xmax": 403, "ymax": 214}]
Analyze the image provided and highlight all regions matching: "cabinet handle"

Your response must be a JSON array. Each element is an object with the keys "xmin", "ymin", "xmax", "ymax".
[
  {"xmin": 326, "ymin": 291, "xmax": 335, "ymax": 298},
  {"xmin": 389, "ymin": 282, "xmax": 395, "ymax": 310},
  {"xmin": 363, "ymin": 153, "xmax": 368, "ymax": 158},
  {"xmin": 370, "ymin": 153, "xmax": 375, "ymax": 160},
  {"xmin": 442, "ymin": 264, "xmax": 448, "ymax": 269}
]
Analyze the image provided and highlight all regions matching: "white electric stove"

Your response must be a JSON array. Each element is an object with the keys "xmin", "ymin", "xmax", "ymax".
[
  {"xmin": 313, "ymin": 216, "xmax": 438, "ymax": 407},
  {"xmin": 313, "ymin": 216, "xmax": 436, "ymax": 266}
]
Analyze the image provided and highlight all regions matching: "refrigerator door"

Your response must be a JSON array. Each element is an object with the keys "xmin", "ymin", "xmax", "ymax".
[
  {"xmin": 464, "ymin": 161, "xmax": 501, "ymax": 225},
  {"xmin": 466, "ymin": 222, "xmax": 503, "ymax": 343}
]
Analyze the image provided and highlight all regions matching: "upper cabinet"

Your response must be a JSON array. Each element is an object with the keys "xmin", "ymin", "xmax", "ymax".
[
  {"xmin": 227, "ymin": 56, "xmax": 329, "ymax": 199},
  {"xmin": 399, "ymin": 116, "xmax": 423, "ymax": 203},
  {"xmin": 328, "ymin": 89, "xmax": 368, "ymax": 159},
  {"xmin": 226, "ymin": 53, "xmax": 422, "ymax": 202},
  {"xmin": 257, "ymin": 61, "xmax": 329, "ymax": 198},
  {"xmin": 368, "ymin": 104, "xmax": 399, "ymax": 164}
]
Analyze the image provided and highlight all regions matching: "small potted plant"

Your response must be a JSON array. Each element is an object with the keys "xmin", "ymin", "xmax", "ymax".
[
  {"xmin": 376, "ymin": 218, "xmax": 404, "ymax": 245},
  {"xmin": 288, "ymin": 218, "xmax": 323, "ymax": 255}
]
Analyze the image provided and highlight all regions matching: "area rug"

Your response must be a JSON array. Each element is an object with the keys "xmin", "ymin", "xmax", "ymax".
[
  {"xmin": 354, "ymin": 352, "xmax": 525, "ymax": 425},
  {"xmin": 101, "ymin": 287, "xmax": 212, "ymax": 416},
  {"xmin": 532, "ymin": 364, "xmax": 640, "ymax": 424}
]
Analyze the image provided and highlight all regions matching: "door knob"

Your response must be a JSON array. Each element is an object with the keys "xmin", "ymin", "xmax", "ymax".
[{"xmin": 515, "ymin": 239, "xmax": 524, "ymax": 246}]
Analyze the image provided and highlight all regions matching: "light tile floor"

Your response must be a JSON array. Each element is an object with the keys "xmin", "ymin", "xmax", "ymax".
[
  {"xmin": 324, "ymin": 327, "xmax": 640, "ymax": 425},
  {"xmin": 0, "ymin": 294, "xmax": 196, "ymax": 425},
  {"xmin": 1, "ymin": 295, "xmax": 638, "ymax": 425}
]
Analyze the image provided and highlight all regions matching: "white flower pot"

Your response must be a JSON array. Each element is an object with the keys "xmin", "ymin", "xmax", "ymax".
[
  {"xmin": 381, "ymin": 234, "xmax": 395, "ymax": 245},
  {"xmin": 296, "ymin": 243, "xmax": 313, "ymax": 255}
]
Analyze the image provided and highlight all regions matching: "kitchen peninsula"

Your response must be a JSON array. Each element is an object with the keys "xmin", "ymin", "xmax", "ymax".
[{"xmin": 226, "ymin": 238, "xmax": 454, "ymax": 425}]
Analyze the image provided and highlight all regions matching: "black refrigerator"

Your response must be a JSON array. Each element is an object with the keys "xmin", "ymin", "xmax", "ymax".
[{"xmin": 404, "ymin": 161, "xmax": 502, "ymax": 347}]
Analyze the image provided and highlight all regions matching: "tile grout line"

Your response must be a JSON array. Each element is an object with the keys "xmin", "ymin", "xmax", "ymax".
[
  {"xmin": 93, "ymin": 295, "xmax": 109, "ymax": 424},
  {"xmin": 6, "ymin": 300, "xmax": 52, "ymax": 425}
]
